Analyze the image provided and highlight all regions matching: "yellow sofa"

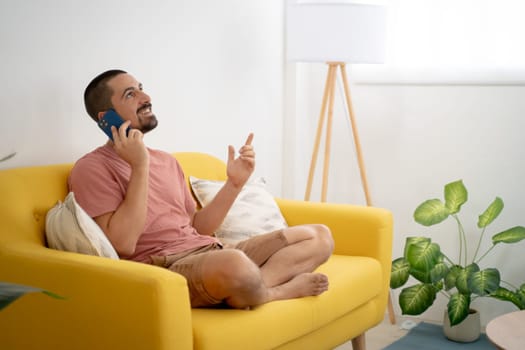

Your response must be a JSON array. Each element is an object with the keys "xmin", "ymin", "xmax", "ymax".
[{"xmin": 0, "ymin": 152, "xmax": 393, "ymax": 350}]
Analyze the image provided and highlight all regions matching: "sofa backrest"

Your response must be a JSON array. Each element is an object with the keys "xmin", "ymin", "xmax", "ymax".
[
  {"xmin": 174, "ymin": 152, "xmax": 227, "ymax": 183},
  {"xmin": 0, "ymin": 163, "xmax": 72, "ymax": 247},
  {"xmin": 0, "ymin": 152, "xmax": 227, "ymax": 249}
]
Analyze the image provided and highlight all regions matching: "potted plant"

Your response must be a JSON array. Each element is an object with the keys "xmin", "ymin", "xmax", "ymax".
[{"xmin": 390, "ymin": 180, "xmax": 525, "ymax": 341}]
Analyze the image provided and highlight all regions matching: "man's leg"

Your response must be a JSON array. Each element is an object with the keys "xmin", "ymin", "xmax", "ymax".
[
  {"xmin": 198, "ymin": 249, "xmax": 271, "ymax": 308},
  {"xmin": 259, "ymin": 224, "xmax": 334, "ymax": 288},
  {"xmin": 217, "ymin": 224, "xmax": 333, "ymax": 307},
  {"xmin": 197, "ymin": 250, "xmax": 331, "ymax": 309},
  {"xmin": 174, "ymin": 225, "xmax": 334, "ymax": 309}
]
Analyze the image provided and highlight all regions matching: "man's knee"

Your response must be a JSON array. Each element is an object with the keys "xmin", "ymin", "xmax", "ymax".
[
  {"xmin": 283, "ymin": 224, "xmax": 334, "ymax": 261},
  {"xmin": 208, "ymin": 250, "xmax": 263, "ymax": 291},
  {"xmin": 311, "ymin": 224, "xmax": 334, "ymax": 260},
  {"xmin": 206, "ymin": 250, "xmax": 267, "ymax": 308}
]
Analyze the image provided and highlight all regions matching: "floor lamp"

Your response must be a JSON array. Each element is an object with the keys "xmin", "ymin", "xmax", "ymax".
[{"xmin": 286, "ymin": 0, "xmax": 396, "ymax": 324}]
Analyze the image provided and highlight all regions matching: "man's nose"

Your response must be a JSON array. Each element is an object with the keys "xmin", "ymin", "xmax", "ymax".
[{"xmin": 139, "ymin": 90, "xmax": 151, "ymax": 103}]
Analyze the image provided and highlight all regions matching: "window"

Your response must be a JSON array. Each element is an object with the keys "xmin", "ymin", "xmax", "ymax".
[{"xmin": 353, "ymin": 0, "xmax": 525, "ymax": 84}]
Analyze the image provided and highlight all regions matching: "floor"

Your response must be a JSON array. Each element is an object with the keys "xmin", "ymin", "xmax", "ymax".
[{"xmin": 334, "ymin": 315, "xmax": 425, "ymax": 350}]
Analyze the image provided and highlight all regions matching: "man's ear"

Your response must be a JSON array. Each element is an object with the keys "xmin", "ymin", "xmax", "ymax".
[{"xmin": 97, "ymin": 111, "xmax": 106, "ymax": 121}]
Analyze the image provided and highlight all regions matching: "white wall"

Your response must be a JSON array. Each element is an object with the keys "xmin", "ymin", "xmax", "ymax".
[
  {"xmin": 286, "ymin": 61, "xmax": 525, "ymax": 326},
  {"xmin": 0, "ymin": 0, "xmax": 285, "ymax": 194}
]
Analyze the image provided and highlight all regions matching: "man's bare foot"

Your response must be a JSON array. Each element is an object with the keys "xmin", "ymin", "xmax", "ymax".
[{"xmin": 269, "ymin": 273, "xmax": 328, "ymax": 301}]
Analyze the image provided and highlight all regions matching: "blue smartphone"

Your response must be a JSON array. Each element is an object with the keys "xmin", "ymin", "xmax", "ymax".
[{"xmin": 98, "ymin": 109, "xmax": 131, "ymax": 141}]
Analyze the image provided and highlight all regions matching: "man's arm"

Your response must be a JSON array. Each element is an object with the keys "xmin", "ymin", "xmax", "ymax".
[
  {"xmin": 192, "ymin": 133, "xmax": 255, "ymax": 236},
  {"xmin": 94, "ymin": 122, "xmax": 150, "ymax": 257}
]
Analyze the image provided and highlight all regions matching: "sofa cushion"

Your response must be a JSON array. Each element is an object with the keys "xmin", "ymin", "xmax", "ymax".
[
  {"xmin": 45, "ymin": 192, "xmax": 119, "ymax": 259},
  {"xmin": 191, "ymin": 254, "xmax": 383, "ymax": 349},
  {"xmin": 189, "ymin": 176, "xmax": 288, "ymax": 245}
]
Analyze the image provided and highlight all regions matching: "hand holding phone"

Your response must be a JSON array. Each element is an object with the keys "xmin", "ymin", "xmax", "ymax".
[{"xmin": 98, "ymin": 109, "xmax": 131, "ymax": 141}]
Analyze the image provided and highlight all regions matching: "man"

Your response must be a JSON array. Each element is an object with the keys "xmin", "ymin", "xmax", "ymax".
[{"xmin": 69, "ymin": 69, "xmax": 334, "ymax": 308}]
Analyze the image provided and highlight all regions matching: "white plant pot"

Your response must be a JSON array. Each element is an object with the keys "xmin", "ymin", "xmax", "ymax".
[{"xmin": 443, "ymin": 309, "xmax": 481, "ymax": 342}]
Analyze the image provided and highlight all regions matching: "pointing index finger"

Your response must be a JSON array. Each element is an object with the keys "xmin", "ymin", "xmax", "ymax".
[{"xmin": 245, "ymin": 133, "xmax": 254, "ymax": 146}]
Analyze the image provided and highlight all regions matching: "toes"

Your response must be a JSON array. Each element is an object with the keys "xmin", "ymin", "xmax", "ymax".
[{"xmin": 310, "ymin": 273, "xmax": 329, "ymax": 294}]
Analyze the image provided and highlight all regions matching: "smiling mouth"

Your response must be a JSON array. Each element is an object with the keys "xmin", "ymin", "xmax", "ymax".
[{"xmin": 137, "ymin": 104, "xmax": 153, "ymax": 117}]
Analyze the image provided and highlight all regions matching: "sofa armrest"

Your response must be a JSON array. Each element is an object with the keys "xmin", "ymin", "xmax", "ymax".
[
  {"xmin": 275, "ymin": 198, "xmax": 393, "ymax": 283},
  {"xmin": 0, "ymin": 244, "xmax": 193, "ymax": 350}
]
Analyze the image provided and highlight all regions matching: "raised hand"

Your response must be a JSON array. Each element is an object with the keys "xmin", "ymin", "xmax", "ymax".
[
  {"xmin": 111, "ymin": 120, "xmax": 149, "ymax": 170},
  {"xmin": 227, "ymin": 133, "xmax": 255, "ymax": 189}
]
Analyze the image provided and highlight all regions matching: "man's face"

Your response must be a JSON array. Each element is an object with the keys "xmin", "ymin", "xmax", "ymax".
[{"xmin": 105, "ymin": 73, "xmax": 158, "ymax": 134}]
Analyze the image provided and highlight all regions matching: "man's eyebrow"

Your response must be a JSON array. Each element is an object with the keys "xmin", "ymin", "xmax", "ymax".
[{"xmin": 121, "ymin": 87, "xmax": 135, "ymax": 99}]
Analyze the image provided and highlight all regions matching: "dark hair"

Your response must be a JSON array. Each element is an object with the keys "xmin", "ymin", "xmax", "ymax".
[{"xmin": 84, "ymin": 69, "xmax": 127, "ymax": 122}]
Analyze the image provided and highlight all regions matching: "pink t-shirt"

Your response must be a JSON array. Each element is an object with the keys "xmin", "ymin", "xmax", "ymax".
[{"xmin": 68, "ymin": 144, "xmax": 219, "ymax": 262}]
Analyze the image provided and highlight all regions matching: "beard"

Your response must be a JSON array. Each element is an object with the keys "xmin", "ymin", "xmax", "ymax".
[
  {"xmin": 136, "ymin": 103, "xmax": 158, "ymax": 134},
  {"xmin": 138, "ymin": 114, "xmax": 158, "ymax": 134}
]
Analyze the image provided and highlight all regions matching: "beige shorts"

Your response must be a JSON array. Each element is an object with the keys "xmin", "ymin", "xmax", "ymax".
[{"xmin": 150, "ymin": 229, "xmax": 288, "ymax": 307}]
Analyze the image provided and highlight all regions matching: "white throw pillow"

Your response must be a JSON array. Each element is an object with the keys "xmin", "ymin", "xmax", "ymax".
[
  {"xmin": 189, "ymin": 176, "xmax": 288, "ymax": 245},
  {"xmin": 45, "ymin": 192, "xmax": 119, "ymax": 259}
]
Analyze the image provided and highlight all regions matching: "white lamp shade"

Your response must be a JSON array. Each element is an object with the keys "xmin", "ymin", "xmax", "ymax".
[{"xmin": 286, "ymin": 0, "xmax": 387, "ymax": 63}]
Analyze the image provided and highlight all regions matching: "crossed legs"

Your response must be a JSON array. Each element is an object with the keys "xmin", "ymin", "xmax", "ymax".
[{"xmin": 198, "ymin": 224, "xmax": 334, "ymax": 308}]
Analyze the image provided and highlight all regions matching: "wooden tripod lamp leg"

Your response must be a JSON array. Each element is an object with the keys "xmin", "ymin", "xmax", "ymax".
[
  {"xmin": 305, "ymin": 63, "xmax": 337, "ymax": 201},
  {"xmin": 321, "ymin": 64, "xmax": 338, "ymax": 202},
  {"xmin": 339, "ymin": 63, "xmax": 372, "ymax": 206},
  {"xmin": 339, "ymin": 63, "xmax": 397, "ymax": 325}
]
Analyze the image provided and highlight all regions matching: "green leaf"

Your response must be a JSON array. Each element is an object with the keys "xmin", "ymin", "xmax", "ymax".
[
  {"xmin": 0, "ymin": 282, "xmax": 64, "ymax": 310},
  {"xmin": 478, "ymin": 197, "xmax": 504, "ymax": 228},
  {"xmin": 0, "ymin": 282, "xmax": 41, "ymax": 310},
  {"xmin": 490, "ymin": 287, "xmax": 525, "ymax": 309},
  {"xmin": 414, "ymin": 199, "xmax": 450, "ymax": 226},
  {"xmin": 456, "ymin": 264, "xmax": 480, "ymax": 294},
  {"xmin": 430, "ymin": 262, "xmax": 449, "ymax": 283},
  {"xmin": 444, "ymin": 180, "xmax": 468, "ymax": 214},
  {"xmin": 390, "ymin": 258, "xmax": 411, "ymax": 289},
  {"xmin": 404, "ymin": 237, "xmax": 430, "ymax": 258},
  {"xmin": 444, "ymin": 265, "xmax": 462, "ymax": 291},
  {"xmin": 468, "ymin": 268, "xmax": 500, "ymax": 296},
  {"xmin": 518, "ymin": 284, "xmax": 525, "ymax": 309},
  {"xmin": 410, "ymin": 267, "xmax": 432, "ymax": 284},
  {"xmin": 406, "ymin": 239, "xmax": 442, "ymax": 272},
  {"xmin": 435, "ymin": 280, "xmax": 444, "ymax": 291},
  {"xmin": 399, "ymin": 284, "xmax": 437, "ymax": 315},
  {"xmin": 42, "ymin": 291, "xmax": 66, "ymax": 300},
  {"xmin": 492, "ymin": 226, "xmax": 525, "ymax": 244},
  {"xmin": 448, "ymin": 293, "xmax": 471, "ymax": 326},
  {"xmin": 0, "ymin": 152, "xmax": 16, "ymax": 162}
]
